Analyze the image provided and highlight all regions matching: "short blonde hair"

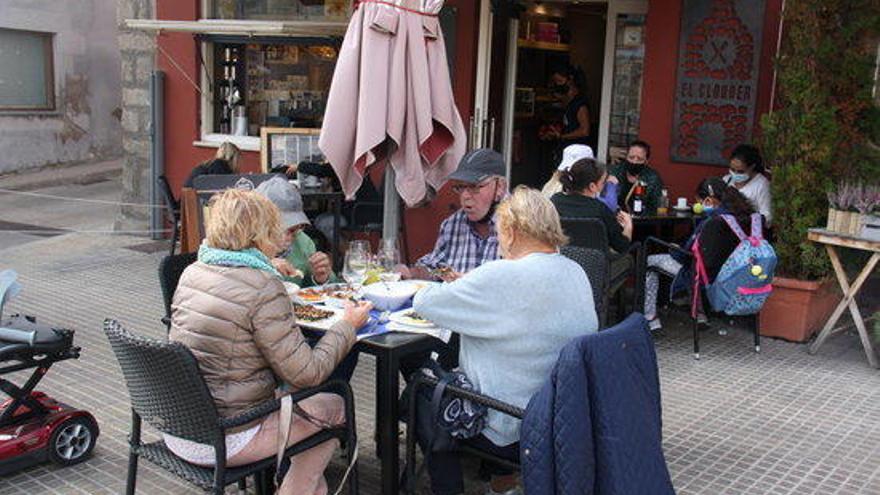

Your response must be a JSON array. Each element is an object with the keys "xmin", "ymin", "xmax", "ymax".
[
  {"xmin": 216, "ymin": 142, "xmax": 241, "ymax": 173},
  {"xmin": 205, "ymin": 188, "xmax": 282, "ymax": 253},
  {"xmin": 496, "ymin": 185, "xmax": 568, "ymax": 248}
]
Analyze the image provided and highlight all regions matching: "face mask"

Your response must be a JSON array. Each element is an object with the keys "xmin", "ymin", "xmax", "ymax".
[
  {"xmin": 729, "ymin": 172, "xmax": 749, "ymax": 184},
  {"xmin": 702, "ymin": 203, "xmax": 715, "ymax": 214},
  {"xmin": 625, "ymin": 160, "xmax": 644, "ymax": 176},
  {"xmin": 552, "ymin": 84, "xmax": 568, "ymax": 95}
]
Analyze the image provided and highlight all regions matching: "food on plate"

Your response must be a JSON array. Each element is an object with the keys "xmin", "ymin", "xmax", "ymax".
[
  {"xmin": 430, "ymin": 266, "xmax": 455, "ymax": 278},
  {"xmin": 403, "ymin": 311, "xmax": 429, "ymax": 324},
  {"xmin": 297, "ymin": 287, "xmax": 326, "ymax": 303},
  {"xmin": 293, "ymin": 304, "xmax": 335, "ymax": 322}
]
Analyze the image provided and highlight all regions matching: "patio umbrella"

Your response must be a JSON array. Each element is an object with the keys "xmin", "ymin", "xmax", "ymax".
[{"xmin": 319, "ymin": 0, "xmax": 466, "ymax": 216}]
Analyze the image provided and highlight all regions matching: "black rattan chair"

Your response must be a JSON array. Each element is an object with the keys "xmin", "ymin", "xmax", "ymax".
[
  {"xmin": 158, "ymin": 252, "xmax": 198, "ymax": 331},
  {"xmin": 561, "ymin": 245, "xmax": 610, "ymax": 328},
  {"xmin": 157, "ymin": 175, "xmax": 180, "ymax": 256},
  {"xmin": 403, "ymin": 373, "xmax": 525, "ymax": 494},
  {"xmin": 560, "ymin": 217, "xmax": 644, "ymax": 323},
  {"xmin": 103, "ymin": 319, "xmax": 358, "ymax": 495}
]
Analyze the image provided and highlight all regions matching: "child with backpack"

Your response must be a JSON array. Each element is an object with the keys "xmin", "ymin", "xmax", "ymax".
[{"xmin": 644, "ymin": 177, "xmax": 774, "ymax": 330}]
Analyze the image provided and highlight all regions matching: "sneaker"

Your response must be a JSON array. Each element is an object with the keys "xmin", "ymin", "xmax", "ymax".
[
  {"xmin": 696, "ymin": 313, "xmax": 708, "ymax": 325},
  {"xmin": 648, "ymin": 317, "xmax": 663, "ymax": 332}
]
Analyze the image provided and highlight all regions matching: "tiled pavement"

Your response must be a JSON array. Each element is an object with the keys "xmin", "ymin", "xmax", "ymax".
[{"xmin": 1, "ymin": 221, "xmax": 879, "ymax": 493}]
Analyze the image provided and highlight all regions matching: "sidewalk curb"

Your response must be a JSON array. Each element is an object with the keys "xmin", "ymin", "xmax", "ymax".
[{"xmin": 0, "ymin": 159, "xmax": 123, "ymax": 192}]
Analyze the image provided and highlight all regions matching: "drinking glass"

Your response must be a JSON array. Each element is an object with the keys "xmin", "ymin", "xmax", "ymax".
[
  {"xmin": 349, "ymin": 240, "xmax": 371, "ymax": 256},
  {"xmin": 342, "ymin": 250, "xmax": 368, "ymax": 288},
  {"xmin": 377, "ymin": 245, "xmax": 401, "ymax": 283}
]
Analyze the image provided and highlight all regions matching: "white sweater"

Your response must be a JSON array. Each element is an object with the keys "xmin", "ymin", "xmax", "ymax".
[{"xmin": 413, "ymin": 252, "xmax": 598, "ymax": 446}]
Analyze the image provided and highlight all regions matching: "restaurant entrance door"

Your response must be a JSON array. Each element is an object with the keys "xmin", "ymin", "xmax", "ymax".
[{"xmin": 474, "ymin": 0, "xmax": 648, "ymax": 188}]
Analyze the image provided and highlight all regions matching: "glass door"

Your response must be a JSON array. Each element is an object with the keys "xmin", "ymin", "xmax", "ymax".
[{"xmin": 597, "ymin": 0, "xmax": 649, "ymax": 164}]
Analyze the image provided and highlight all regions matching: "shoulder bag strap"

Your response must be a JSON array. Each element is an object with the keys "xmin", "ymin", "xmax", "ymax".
[
  {"xmin": 750, "ymin": 213, "xmax": 764, "ymax": 241},
  {"xmin": 718, "ymin": 214, "xmax": 747, "ymax": 241}
]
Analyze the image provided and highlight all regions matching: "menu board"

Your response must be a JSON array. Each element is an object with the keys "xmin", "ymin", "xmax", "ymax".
[{"xmin": 260, "ymin": 127, "xmax": 323, "ymax": 172}]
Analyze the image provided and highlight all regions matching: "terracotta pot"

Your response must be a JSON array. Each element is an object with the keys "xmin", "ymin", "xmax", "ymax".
[{"xmin": 759, "ymin": 277, "xmax": 841, "ymax": 343}]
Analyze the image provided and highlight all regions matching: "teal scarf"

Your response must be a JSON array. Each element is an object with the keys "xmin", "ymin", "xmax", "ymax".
[{"xmin": 198, "ymin": 243, "xmax": 281, "ymax": 278}]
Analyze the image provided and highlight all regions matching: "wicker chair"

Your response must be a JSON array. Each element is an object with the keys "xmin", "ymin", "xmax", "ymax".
[
  {"xmin": 103, "ymin": 319, "xmax": 358, "ymax": 495},
  {"xmin": 157, "ymin": 175, "xmax": 181, "ymax": 256},
  {"xmin": 560, "ymin": 217, "xmax": 644, "ymax": 323},
  {"xmin": 403, "ymin": 372, "xmax": 525, "ymax": 494},
  {"xmin": 158, "ymin": 252, "xmax": 198, "ymax": 331},
  {"xmin": 561, "ymin": 245, "xmax": 610, "ymax": 328}
]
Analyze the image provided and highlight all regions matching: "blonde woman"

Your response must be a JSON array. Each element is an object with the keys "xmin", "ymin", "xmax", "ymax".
[
  {"xmin": 167, "ymin": 188, "xmax": 371, "ymax": 495},
  {"xmin": 184, "ymin": 141, "xmax": 242, "ymax": 188},
  {"xmin": 413, "ymin": 186, "xmax": 598, "ymax": 495}
]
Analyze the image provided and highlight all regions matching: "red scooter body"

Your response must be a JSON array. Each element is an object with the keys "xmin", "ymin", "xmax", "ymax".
[{"xmin": 0, "ymin": 392, "xmax": 99, "ymax": 476}]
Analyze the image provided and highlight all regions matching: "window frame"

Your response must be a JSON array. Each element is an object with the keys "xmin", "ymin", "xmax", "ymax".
[
  {"xmin": 193, "ymin": 0, "xmax": 350, "ymax": 150},
  {"xmin": 0, "ymin": 28, "xmax": 56, "ymax": 112}
]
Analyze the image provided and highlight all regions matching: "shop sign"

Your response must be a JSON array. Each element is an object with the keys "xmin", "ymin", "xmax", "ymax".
[{"xmin": 671, "ymin": 0, "xmax": 766, "ymax": 165}]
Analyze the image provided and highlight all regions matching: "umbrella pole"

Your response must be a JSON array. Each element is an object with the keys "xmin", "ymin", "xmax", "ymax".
[{"xmin": 382, "ymin": 165, "xmax": 400, "ymax": 241}]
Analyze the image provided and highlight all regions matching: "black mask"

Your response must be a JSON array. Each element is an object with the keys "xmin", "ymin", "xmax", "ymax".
[
  {"xmin": 625, "ymin": 160, "xmax": 644, "ymax": 176},
  {"xmin": 551, "ymin": 84, "xmax": 568, "ymax": 95}
]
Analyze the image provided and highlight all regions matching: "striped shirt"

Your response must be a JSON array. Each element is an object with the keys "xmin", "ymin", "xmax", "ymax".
[{"xmin": 416, "ymin": 210, "xmax": 500, "ymax": 274}]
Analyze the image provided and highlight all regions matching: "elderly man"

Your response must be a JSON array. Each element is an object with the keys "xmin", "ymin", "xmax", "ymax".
[
  {"xmin": 400, "ymin": 148, "xmax": 508, "ymax": 374},
  {"xmin": 407, "ymin": 148, "xmax": 507, "ymax": 281}
]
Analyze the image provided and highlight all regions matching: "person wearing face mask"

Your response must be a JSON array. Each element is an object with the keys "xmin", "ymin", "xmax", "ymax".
[
  {"xmin": 723, "ymin": 144, "xmax": 771, "ymax": 223},
  {"xmin": 547, "ymin": 65, "xmax": 591, "ymax": 147},
  {"xmin": 541, "ymin": 144, "xmax": 620, "ymax": 211},
  {"xmin": 413, "ymin": 186, "xmax": 597, "ymax": 495},
  {"xmin": 610, "ymin": 140, "xmax": 665, "ymax": 214},
  {"xmin": 642, "ymin": 177, "xmax": 761, "ymax": 331},
  {"xmin": 405, "ymin": 148, "xmax": 508, "ymax": 282}
]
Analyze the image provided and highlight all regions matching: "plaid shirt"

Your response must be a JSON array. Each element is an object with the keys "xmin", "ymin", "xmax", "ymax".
[{"xmin": 416, "ymin": 210, "xmax": 500, "ymax": 274}]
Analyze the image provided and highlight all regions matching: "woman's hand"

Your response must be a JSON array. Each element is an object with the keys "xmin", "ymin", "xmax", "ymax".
[
  {"xmin": 342, "ymin": 301, "xmax": 373, "ymax": 329},
  {"xmin": 606, "ymin": 175, "xmax": 619, "ymax": 185},
  {"xmin": 271, "ymin": 258, "xmax": 303, "ymax": 278},
  {"xmin": 617, "ymin": 211, "xmax": 634, "ymax": 239},
  {"xmin": 308, "ymin": 252, "xmax": 332, "ymax": 284},
  {"xmin": 285, "ymin": 164, "xmax": 298, "ymax": 177}
]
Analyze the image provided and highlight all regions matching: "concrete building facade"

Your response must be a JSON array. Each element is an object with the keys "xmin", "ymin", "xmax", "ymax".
[{"xmin": 0, "ymin": 0, "xmax": 124, "ymax": 174}]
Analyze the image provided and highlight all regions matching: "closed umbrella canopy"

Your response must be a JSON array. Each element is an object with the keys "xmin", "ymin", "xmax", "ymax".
[{"xmin": 319, "ymin": 0, "xmax": 465, "ymax": 207}]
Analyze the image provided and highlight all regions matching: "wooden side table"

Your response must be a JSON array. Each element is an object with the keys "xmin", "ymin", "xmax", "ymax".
[{"xmin": 806, "ymin": 228, "xmax": 879, "ymax": 368}]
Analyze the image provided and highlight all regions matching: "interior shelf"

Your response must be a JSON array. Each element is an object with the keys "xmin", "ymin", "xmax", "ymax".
[{"xmin": 517, "ymin": 39, "xmax": 570, "ymax": 52}]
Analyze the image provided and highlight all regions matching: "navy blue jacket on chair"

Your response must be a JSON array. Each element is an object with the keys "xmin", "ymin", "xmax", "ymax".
[{"xmin": 520, "ymin": 313, "xmax": 675, "ymax": 495}]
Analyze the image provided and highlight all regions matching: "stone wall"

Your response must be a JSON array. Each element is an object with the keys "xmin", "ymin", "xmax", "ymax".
[
  {"xmin": 0, "ymin": 0, "xmax": 123, "ymax": 174},
  {"xmin": 115, "ymin": 0, "xmax": 155, "ymax": 231}
]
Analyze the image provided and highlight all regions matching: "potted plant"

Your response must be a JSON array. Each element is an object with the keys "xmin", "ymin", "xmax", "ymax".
[
  {"xmin": 855, "ymin": 183, "xmax": 880, "ymax": 239},
  {"xmin": 757, "ymin": 0, "xmax": 879, "ymax": 342}
]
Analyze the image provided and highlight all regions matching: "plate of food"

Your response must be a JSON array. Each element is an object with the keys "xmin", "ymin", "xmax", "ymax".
[
  {"xmin": 293, "ymin": 303, "xmax": 343, "ymax": 331},
  {"xmin": 322, "ymin": 283, "xmax": 361, "ymax": 307},
  {"xmin": 389, "ymin": 308, "xmax": 436, "ymax": 328},
  {"xmin": 295, "ymin": 287, "xmax": 327, "ymax": 305}
]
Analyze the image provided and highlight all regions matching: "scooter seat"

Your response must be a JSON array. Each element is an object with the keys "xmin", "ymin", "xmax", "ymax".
[{"xmin": 0, "ymin": 316, "xmax": 73, "ymax": 360}]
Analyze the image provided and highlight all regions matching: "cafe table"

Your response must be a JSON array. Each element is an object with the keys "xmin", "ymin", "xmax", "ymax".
[
  {"xmin": 806, "ymin": 228, "xmax": 879, "ymax": 368},
  {"xmin": 300, "ymin": 305, "xmax": 440, "ymax": 495}
]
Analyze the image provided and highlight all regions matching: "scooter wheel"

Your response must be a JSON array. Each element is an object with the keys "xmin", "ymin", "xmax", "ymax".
[{"xmin": 48, "ymin": 416, "xmax": 98, "ymax": 466}]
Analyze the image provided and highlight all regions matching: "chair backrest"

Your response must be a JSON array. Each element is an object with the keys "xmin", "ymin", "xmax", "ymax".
[
  {"xmin": 561, "ymin": 245, "xmax": 609, "ymax": 328},
  {"xmin": 560, "ymin": 217, "xmax": 610, "ymax": 252},
  {"xmin": 159, "ymin": 252, "xmax": 198, "ymax": 329},
  {"xmin": 157, "ymin": 175, "xmax": 179, "ymax": 221},
  {"xmin": 103, "ymin": 319, "xmax": 222, "ymax": 444},
  {"xmin": 192, "ymin": 173, "xmax": 283, "ymax": 197}
]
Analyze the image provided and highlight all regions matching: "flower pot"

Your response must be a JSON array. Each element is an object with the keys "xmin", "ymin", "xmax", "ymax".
[
  {"xmin": 759, "ymin": 277, "xmax": 841, "ymax": 343},
  {"xmin": 860, "ymin": 214, "xmax": 880, "ymax": 241},
  {"xmin": 826, "ymin": 208, "xmax": 839, "ymax": 231}
]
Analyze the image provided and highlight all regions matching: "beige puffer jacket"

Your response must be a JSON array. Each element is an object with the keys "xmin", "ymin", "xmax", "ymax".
[{"xmin": 169, "ymin": 262, "xmax": 355, "ymax": 428}]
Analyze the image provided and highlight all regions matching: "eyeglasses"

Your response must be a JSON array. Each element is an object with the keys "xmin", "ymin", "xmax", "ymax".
[{"xmin": 451, "ymin": 180, "xmax": 495, "ymax": 195}]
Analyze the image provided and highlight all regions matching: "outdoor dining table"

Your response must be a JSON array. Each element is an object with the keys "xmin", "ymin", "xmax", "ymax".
[
  {"xmin": 633, "ymin": 210, "xmax": 700, "ymax": 240},
  {"xmin": 806, "ymin": 228, "xmax": 879, "ymax": 368},
  {"xmin": 300, "ymin": 303, "xmax": 442, "ymax": 495}
]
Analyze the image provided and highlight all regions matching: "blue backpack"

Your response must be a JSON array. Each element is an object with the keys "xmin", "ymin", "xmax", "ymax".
[{"xmin": 693, "ymin": 214, "xmax": 777, "ymax": 316}]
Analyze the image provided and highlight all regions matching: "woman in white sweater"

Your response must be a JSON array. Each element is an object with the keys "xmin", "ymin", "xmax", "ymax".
[
  {"xmin": 413, "ymin": 186, "xmax": 599, "ymax": 495},
  {"xmin": 724, "ymin": 144, "xmax": 771, "ymax": 223}
]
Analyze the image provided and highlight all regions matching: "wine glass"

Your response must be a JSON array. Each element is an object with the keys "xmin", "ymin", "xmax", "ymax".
[
  {"xmin": 349, "ymin": 240, "xmax": 371, "ymax": 257},
  {"xmin": 377, "ymin": 245, "xmax": 401, "ymax": 283},
  {"xmin": 342, "ymin": 249, "xmax": 368, "ymax": 289}
]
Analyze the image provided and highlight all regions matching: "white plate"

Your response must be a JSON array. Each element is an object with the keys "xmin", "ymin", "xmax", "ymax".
[
  {"xmin": 389, "ymin": 308, "xmax": 436, "ymax": 328},
  {"xmin": 294, "ymin": 304, "xmax": 344, "ymax": 331},
  {"xmin": 672, "ymin": 206, "xmax": 691, "ymax": 212}
]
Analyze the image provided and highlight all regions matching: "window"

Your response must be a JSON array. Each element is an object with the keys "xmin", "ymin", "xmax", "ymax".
[
  {"xmin": 0, "ymin": 28, "xmax": 54, "ymax": 111},
  {"xmin": 607, "ymin": 14, "xmax": 646, "ymax": 150},
  {"xmin": 211, "ymin": 0, "xmax": 349, "ymax": 21},
  {"xmin": 208, "ymin": 39, "xmax": 338, "ymax": 137}
]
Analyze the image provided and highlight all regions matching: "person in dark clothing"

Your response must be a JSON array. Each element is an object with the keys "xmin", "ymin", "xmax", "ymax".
[
  {"xmin": 550, "ymin": 158, "xmax": 633, "ymax": 253},
  {"xmin": 642, "ymin": 177, "xmax": 763, "ymax": 330},
  {"xmin": 183, "ymin": 142, "xmax": 241, "ymax": 188},
  {"xmin": 547, "ymin": 65, "xmax": 591, "ymax": 149},
  {"xmin": 609, "ymin": 140, "xmax": 664, "ymax": 214},
  {"xmin": 551, "ymin": 158, "xmax": 634, "ymax": 284}
]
